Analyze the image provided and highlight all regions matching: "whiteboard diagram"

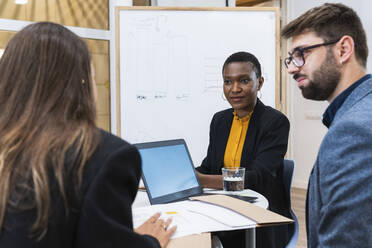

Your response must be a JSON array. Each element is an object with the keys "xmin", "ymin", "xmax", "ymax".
[{"xmin": 124, "ymin": 15, "xmax": 191, "ymax": 102}]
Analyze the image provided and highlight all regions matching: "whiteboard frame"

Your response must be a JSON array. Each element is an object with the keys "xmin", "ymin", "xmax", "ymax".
[{"xmin": 115, "ymin": 6, "xmax": 280, "ymax": 136}]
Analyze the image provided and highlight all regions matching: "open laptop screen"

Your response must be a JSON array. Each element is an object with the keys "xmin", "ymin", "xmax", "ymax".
[{"xmin": 135, "ymin": 139, "xmax": 202, "ymax": 204}]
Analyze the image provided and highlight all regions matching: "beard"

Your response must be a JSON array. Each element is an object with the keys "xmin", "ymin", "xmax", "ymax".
[{"xmin": 299, "ymin": 50, "xmax": 341, "ymax": 100}]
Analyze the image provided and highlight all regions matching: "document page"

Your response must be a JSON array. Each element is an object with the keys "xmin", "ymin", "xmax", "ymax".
[
  {"xmin": 132, "ymin": 200, "xmax": 256, "ymax": 239},
  {"xmin": 186, "ymin": 201, "xmax": 256, "ymax": 227}
]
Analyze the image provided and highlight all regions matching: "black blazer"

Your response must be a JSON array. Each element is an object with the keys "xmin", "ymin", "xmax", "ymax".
[
  {"xmin": 196, "ymin": 99, "xmax": 290, "ymax": 248},
  {"xmin": 0, "ymin": 130, "xmax": 160, "ymax": 248}
]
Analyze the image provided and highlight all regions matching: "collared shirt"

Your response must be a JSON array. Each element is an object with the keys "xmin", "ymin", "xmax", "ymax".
[
  {"xmin": 223, "ymin": 111, "xmax": 253, "ymax": 168},
  {"xmin": 322, "ymin": 74, "xmax": 372, "ymax": 128}
]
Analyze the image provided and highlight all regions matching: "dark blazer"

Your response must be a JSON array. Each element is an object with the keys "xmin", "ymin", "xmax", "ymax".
[
  {"xmin": 0, "ymin": 129, "xmax": 160, "ymax": 248},
  {"xmin": 196, "ymin": 99, "xmax": 290, "ymax": 248}
]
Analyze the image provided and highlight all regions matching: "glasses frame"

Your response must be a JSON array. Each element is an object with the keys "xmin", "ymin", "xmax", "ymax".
[{"xmin": 284, "ymin": 38, "xmax": 340, "ymax": 69}]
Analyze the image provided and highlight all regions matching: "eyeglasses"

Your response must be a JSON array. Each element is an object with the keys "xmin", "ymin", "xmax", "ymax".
[{"xmin": 284, "ymin": 39, "xmax": 340, "ymax": 69}]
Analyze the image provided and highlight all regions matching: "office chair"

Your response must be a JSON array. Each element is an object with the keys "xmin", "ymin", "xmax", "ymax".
[{"xmin": 283, "ymin": 159, "xmax": 299, "ymax": 248}]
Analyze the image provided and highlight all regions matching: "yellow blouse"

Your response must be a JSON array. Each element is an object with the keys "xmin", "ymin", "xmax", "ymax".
[{"xmin": 223, "ymin": 111, "xmax": 253, "ymax": 168}]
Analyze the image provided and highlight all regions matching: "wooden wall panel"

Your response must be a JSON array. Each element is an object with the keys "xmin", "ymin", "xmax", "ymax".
[
  {"xmin": 0, "ymin": 32, "xmax": 111, "ymax": 132},
  {"xmin": 0, "ymin": 1, "xmax": 26, "ymax": 20},
  {"xmin": 96, "ymin": 115, "xmax": 111, "ymax": 131},
  {"xmin": 0, "ymin": 31, "xmax": 15, "ymax": 48},
  {"xmin": 83, "ymin": 0, "xmax": 109, "ymax": 30},
  {"xmin": 85, "ymin": 38, "xmax": 109, "ymax": 55},
  {"xmin": 92, "ymin": 54, "xmax": 109, "ymax": 85},
  {"xmin": 96, "ymin": 84, "xmax": 110, "ymax": 115},
  {"xmin": 0, "ymin": 0, "xmax": 109, "ymax": 30},
  {"xmin": 26, "ymin": 0, "xmax": 55, "ymax": 22},
  {"xmin": 54, "ymin": 0, "xmax": 88, "ymax": 28},
  {"xmin": 133, "ymin": 0, "xmax": 150, "ymax": 6},
  {"xmin": 89, "ymin": 40, "xmax": 110, "ymax": 132},
  {"xmin": 54, "ymin": 0, "xmax": 108, "ymax": 29},
  {"xmin": 0, "ymin": 1, "xmax": 110, "ymax": 131},
  {"xmin": 236, "ymin": 0, "xmax": 271, "ymax": 6}
]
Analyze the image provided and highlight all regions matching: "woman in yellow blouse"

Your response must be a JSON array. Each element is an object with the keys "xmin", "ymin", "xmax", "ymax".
[{"xmin": 196, "ymin": 52, "xmax": 290, "ymax": 248}]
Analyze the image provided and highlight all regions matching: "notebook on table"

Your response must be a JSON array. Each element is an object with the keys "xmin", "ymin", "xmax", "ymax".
[{"xmin": 134, "ymin": 139, "xmax": 257, "ymax": 205}]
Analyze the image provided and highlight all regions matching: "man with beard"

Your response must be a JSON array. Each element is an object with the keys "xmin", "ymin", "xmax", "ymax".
[{"xmin": 281, "ymin": 3, "xmax": 372, "ymax": 248}]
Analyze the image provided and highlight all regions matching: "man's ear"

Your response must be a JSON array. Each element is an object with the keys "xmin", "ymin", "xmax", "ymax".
[
  {"xmin": 257, "ymin": 77, "xmax": 264, "ymax": 91},
  {"xmin": 337, "ymin": 35, "xmax": 354, "ymax": 64}
]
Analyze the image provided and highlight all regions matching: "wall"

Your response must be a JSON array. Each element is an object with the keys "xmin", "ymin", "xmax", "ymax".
[
  {"xmin": 286, "ymin": 0, "xmax": 372, "ymax": 188},
  {"xmin": 85, "ymin": 38, "xmax": 111, "ymax": 131},
  {"xmin": 0, "ymin": 0, "xmax": 108, "ymax": 29},
  {"xmin": 0, "ymin": 0, "xmax": 111, "ymax": 132}
]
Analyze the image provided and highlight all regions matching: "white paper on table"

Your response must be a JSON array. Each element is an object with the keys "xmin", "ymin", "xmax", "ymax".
[
  {"xmin": 133, "ymin": 202, "xmax": 206, "ymax": 238},
  {"xmin": 184, "ymin": 201, "xmax": 256, "ymax": 228},
  {"xmin": 132, "ymin": 200, "xmax": 256, "ymax": 239}
]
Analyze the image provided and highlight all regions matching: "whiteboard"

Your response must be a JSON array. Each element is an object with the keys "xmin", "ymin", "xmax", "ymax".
[{"xmin": 116, "ymin": 7, "xmax": 279, "ymax": 167}]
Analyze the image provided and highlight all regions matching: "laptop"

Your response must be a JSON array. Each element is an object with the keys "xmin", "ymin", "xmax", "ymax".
[
  {"xmin": 134, "ymin": 139, "xmax": 258, "ymax": 205},
  {"xmin": 134, "ymin": 139, "xmax": 203, "ymax": 204}
]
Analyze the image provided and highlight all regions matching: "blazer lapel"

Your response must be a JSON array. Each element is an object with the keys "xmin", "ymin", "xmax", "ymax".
[
  {"xmin": 240, "ymin": 99, "xmax": 264, "ymax": 167},
  {"xmin": 215, "ymin": 109, "xmax": 233, "ymax": 170}
]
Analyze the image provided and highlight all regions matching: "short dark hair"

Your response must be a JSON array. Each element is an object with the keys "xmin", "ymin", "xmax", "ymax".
[
  {"xmin": 281, "ymin": 3, "xmax": 368, "ymax": 68},
  {"xmin": 222, "ymin": 51, "xmax": 262, "ymax": 78}
]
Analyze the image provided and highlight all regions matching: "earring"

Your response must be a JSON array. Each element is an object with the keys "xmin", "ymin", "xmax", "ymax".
[
  {"xmin": 340, "ymin": 59, "xmax": 343, "ymax": 64},
  {"xmin": 258, "ymin": 90, "xmax": 262, "ymax": 99}
]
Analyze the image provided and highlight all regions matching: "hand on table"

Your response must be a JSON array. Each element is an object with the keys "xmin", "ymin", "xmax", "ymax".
[
  {"xmin": 196, "ymin": 171, "xmax": 223, "ymax": 189},
  {"xmin": 135, "ymin": 212, "xmax": 177, "ymax": 248}
]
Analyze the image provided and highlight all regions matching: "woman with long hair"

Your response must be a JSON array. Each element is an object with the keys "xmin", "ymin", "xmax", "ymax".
[{"xmin": 0, "ymin": 22, "xmax": 175, "ymax": 247}]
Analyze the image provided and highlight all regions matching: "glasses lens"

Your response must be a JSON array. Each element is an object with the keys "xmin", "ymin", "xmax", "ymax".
[{"xmin": 292, "ymin": 50, "xmax": 304, "ymax": 67}]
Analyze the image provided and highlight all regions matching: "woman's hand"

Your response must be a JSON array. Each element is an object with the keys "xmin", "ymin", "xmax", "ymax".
[
  {"xmin": 196, "ymin": 171, "xmax": 223, "ymax": 189},
  {"xmin": 135, "ymin": 212, "xmax": 177, "ymax": 248}
]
